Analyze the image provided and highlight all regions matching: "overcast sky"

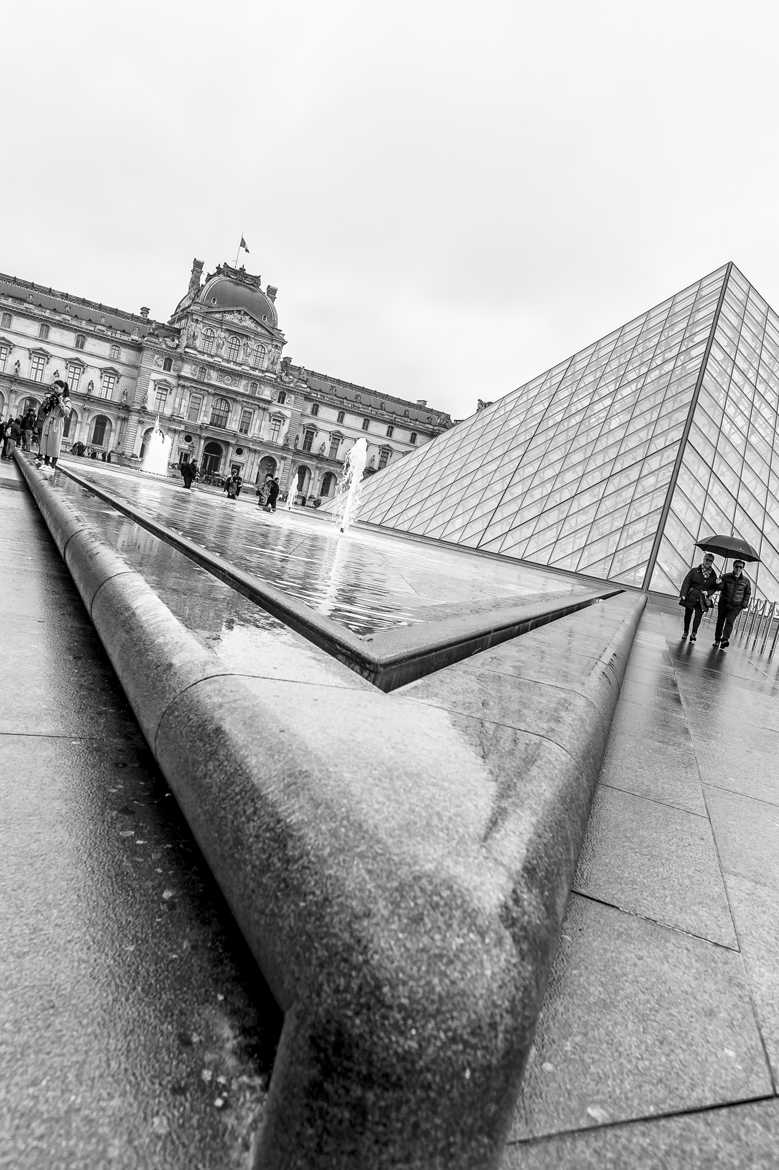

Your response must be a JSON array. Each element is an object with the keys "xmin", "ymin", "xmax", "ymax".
[{"xmin": 3, "ymin": 0, "xmax": 779, "ymax": 420}]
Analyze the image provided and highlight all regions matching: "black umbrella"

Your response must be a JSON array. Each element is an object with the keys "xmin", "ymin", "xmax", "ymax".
[{"xmin": 695, "ymin": 534, "xmax": 761, "ymax": 562}]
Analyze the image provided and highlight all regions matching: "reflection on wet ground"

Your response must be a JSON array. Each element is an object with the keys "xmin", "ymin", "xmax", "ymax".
[{"xmin": 61, "ymin": 461, "xmax": 592, "ymax": 636}]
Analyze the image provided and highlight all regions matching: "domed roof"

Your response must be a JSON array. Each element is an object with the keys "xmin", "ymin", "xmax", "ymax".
[{"xmin": 199, "ymin": 274, "xmax": 278, "ymax": 327}]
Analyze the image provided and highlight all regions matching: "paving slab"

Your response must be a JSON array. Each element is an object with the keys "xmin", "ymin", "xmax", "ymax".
[
  {"xmin": 599, "ymin": 738, "xmax": 705, "ymax": 815},
  {"xmin": 573, "ymin": 786, "xmax": 736, "ymax": 947},
  {"xmin": 502, "ymin": 1097, "xmax": 779, "ymax": 1169},
  {"xmin": 725, "ymin": 873, "xmax": 779, "ymax": 1084},
  {"xmin": 704, "ymin": 786, "xmax": 779, "ymax": 891},
  {"xmin": 512, "ymin": 895, "xmax": 772, "ymax": 1140}
]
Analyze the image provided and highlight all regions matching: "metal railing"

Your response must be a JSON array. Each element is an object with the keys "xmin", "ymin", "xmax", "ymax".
[{"xmin": 732, "ymin": 597, "xmax": 779, "ymax": 657}]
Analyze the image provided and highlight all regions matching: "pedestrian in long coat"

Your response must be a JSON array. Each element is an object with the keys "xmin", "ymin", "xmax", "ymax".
[
  {"xmin": 713, "ymin": 560, "xmax": 752, "ymax": 648},
  {"xmin": 36, "ymin": 380, "xmax": 72, "ymax": 468},
  {"xmin": 678, "ymin": 553, "xmax": 718, "ymax": 641}
]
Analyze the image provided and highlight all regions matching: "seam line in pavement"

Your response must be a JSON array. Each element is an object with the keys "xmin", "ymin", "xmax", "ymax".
[
  {"xmin": 571, "ymin": 890, "xmax": 741, "ymax": 953},
  {"xmin": 508, "ymin": 1092, "xmax": 778, "ymax": 1147},
  {"xmin": 703, "ymin": 777, "xmax": 779, "ymax": 807},
  {"xmin": 599, "ymin": 780, "xmax": 710, "ymax": 819}
]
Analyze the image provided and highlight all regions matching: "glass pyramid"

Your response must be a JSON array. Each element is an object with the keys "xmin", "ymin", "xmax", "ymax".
[{"xmin": 354, "ymin": 263, "xmax": 779, "ymax": 600}]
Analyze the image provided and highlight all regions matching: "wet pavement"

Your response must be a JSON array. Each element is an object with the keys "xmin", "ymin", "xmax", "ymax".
[
  {"xmin": 502, "ymin": 598, "xmax": 779, "ymax": 1167},
  {"xmin": 60, "ymin": 458, "xmax": 590, "ymax": 636},
  {"xmin": 5, "ymin": 452, "xmax": 778, "ymax": 1167},
  {"xmin": 0, "ymin": 455, "xmax": 281, "ymax": 1169}
]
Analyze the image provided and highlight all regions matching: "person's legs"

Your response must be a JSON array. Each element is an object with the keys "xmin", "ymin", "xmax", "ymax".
[
  {"xmin": 720, "ymin": 608, "xmax": 738, "ymax": 646},
  {"xmin": 714, "ymin": 607, "xmax": 727, "ymax": 642},
  {"xmin": 691, "ymin": 608, "xmax": 704, "ymax": 637},
  {"xmin": 683, "ymin": 606, "xmax": 694, "ymax": 636}
]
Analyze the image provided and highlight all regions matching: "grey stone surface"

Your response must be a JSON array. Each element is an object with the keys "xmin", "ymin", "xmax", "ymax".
[
  {"xmin": 597, "ymin": 731, "xmax": 706, "ymax": 815},
  {"xmin": 574, "ymin": 786, "xmax": 736, "ymax": 947},
  {"xmin": 0, "ymin": 459, "xmax": 279, "ymax": 1170},
  {"xmin": 21, "ymin": 453, "xmax": 647, "ymax": 1168},
  {"xmin": 725, "ymin": 873, "xmax": 779, "ymax": 1082},
  {"xmin": 501, "ymin": 1098, "xmax": 779, "ymax": 1169},
  {"xmin": 512, "ymin": 896, "xmax": 772, "ymax": 1140},
  {"xmin": 704, "ymin": 786, "xmax": 779, "ymax": 891},
  {"xmin": 0, "ymin": 618, "xmax": 133, "ymax": 738}
]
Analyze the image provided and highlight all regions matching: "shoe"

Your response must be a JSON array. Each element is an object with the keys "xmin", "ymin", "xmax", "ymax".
[
  {"xmin": 681, "ymin": 633, "xmax": 687, "ymax": 640},
  {"xmin": 720, "ymin": 640, "xmax": 730, "ymax": 649},
  {"xmin": 712, "ymin": 640, "xmax": 720, "ymax": 647},
  {"xmin": 689, "ymin": 634, "xmax": 696, "ymax": 642}
]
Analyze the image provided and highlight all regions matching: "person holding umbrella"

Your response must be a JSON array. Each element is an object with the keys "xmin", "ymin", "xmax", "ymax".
[
  {"xmin": 713, "ymin": 559, "xmax": 752, "ymax": 648},
  {"xmin": 679, "ymin": 552, "xmax": 719, "ymax": 642}
]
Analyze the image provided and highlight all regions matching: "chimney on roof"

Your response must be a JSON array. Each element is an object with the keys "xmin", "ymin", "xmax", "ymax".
[
  {"xmin": 140, "ymin": 306, "xmax": 150, "ymax": 319},
  {"xmin": 189, "ymin": 258, "xmax": 204, "ymax": 295},
  {"xmin": 416, "ymin": 399, "xmax": 427, "ymax": 406},
  {"xmin": 266, "ymin": 285, "xmax": 277, "ymax": 302}
]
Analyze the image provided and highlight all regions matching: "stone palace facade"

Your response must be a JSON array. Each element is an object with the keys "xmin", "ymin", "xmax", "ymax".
[{"xmin": 0, "ymin": 258, "xmax": 452, "ymax": 502}]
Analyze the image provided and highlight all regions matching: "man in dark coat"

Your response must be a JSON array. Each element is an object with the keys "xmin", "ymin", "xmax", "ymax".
[
  {"xmin": 264, "ymin": 477, "xmax": 280, "ymax": 512},
  {"xmin": 713, "ymin": 559, "xmax": 752, "ymax": 648},
  {"xmin": 180, "ymin": 460, "xmax": 197, "ymax": 490},
  {"xmin": 679, "ymin": 552, "xmax": 718, "ymax": 642}
]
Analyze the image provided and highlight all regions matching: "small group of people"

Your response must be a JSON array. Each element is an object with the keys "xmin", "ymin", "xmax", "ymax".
[
  {"xmin": 70, "ymin": 441, "xmax": 110, "ymax": 462},
  {"xmin": 2, "ymin": 380, "xmax": 71, "ymax": 469},
  {"xmin": 179, "ymin": 459, "xmax": 199, "ymax": 490},
  {"xmin": 679, "ymin": 552, "xmax": 752, "ymax": 649},
  {"xmin": 1, "ymin": 405, "xmax": 37, "ymax": 458},
  {"xmin": 224, "ymin": 469, "xmax": 243, "ymax": 500},
  {"xmin": 257, "ymin": 473, "xmax": 280, "ymax": 512}
]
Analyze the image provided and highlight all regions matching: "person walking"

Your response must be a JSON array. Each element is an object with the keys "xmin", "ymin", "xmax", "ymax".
[
  {"xmin": 180, "ymin": 460, "xmax": 198, "ymax": 490},
  {"xmin": 224, "ymin": 469, "xmax": 240, "ymax": 500},
  {"xmin": 21, "ymin": 407, "xmax": 36, "ymax": 451},
  {"xmin": 35, "ymin": 380, "xmax": 72, "ymax": 470},
  {"xmin": 257, "ymin": 473, "xmax": 273, "ymax": 508},
  {"xmin": 264, "ymin": 476, "xmax": 280, "ymax": 512},
  {"xmin": 678, "ymin": 552, "xmax": 718, "ymax": 642},
  {"xmin": 713, "ymin": 559, "xmax": 752, "ymax": 648},
  {"xmin": 2, "ymin": 417, "xmax": 21, "ymax": 460}
]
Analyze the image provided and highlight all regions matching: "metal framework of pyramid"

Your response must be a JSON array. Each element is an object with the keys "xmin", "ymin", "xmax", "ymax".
[{"xmin": 355, "ymin": 262, "xmax": 779, "ymax": 599}]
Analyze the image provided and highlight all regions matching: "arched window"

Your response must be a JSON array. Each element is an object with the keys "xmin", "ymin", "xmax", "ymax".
[
  {"xmin": 328, "ymin": 432, "xmax": 342, "ymax": 460},
  {"xmin": 162, "ymin": 356, "xmax": 172, "ymax": 372},
  {"xmin": 75, "ymin": 333, "xmax": 86, "ymax": 350},
  {"xmin": 210, "ymin": 396, "xmax": 231, "ymax": 428},
  {"xmin": 91, "ymin": 415, "xmax": 110, "ymax": 447},
  {"xmin": 226, "ymin": 335, "xmax": 241, "ymax": 363},
  {"xmin": 202, "ymin": 329, "xmax": 215, "ymax": 354},
  {"xmin": 254, "ymin": 346, "xmax": 266, "ymax": 369},
  {"xmin": 321, "ymin": 472, "xmax": 337, "ymax": 498},
  {"xmin": 302, "ymin": 427, "xmax": 316, "ymax": 452},
  {"xmin": 198, "ymin": 366, "xmax": 207, "ymax": 379},
  {"xmin": 110, "ymin": 344, "xmax": 120, "ymax": 360},
  {"xmin": 277, "ymin": 390, "xmax": 286, "ymax": 405}
]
